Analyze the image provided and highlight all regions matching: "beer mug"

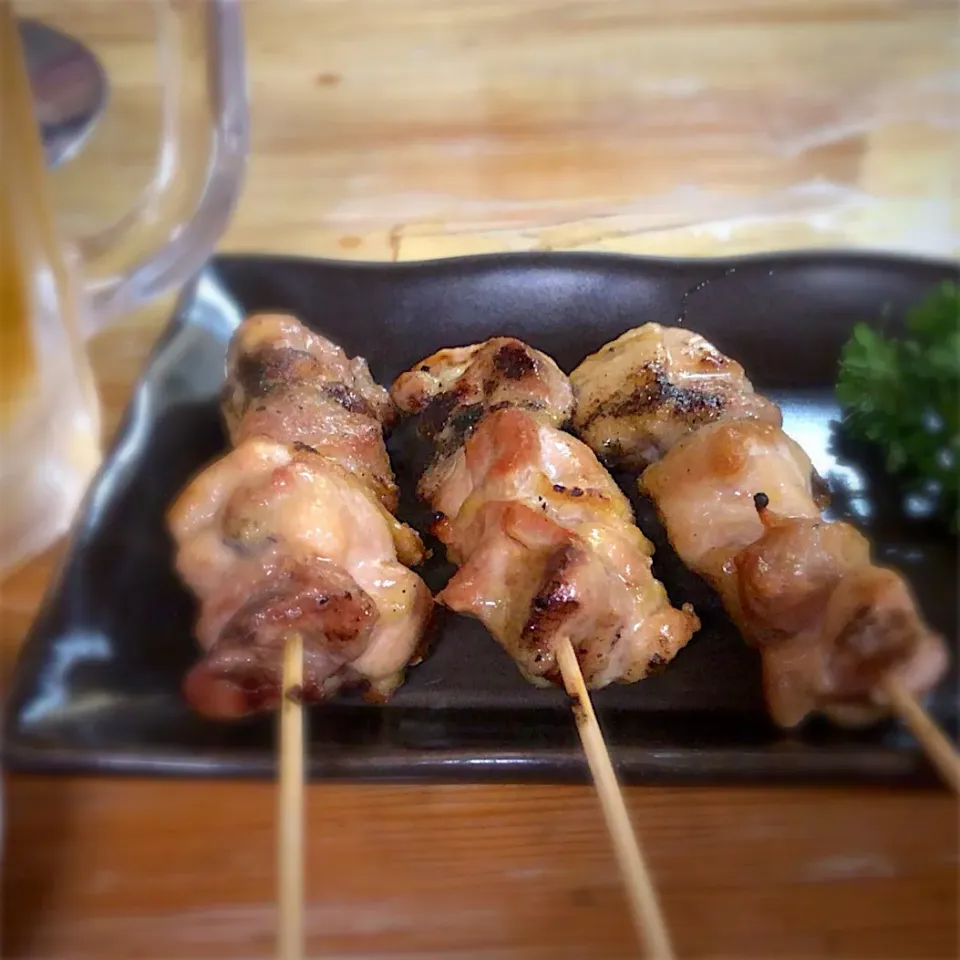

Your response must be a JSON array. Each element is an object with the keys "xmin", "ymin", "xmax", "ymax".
[{"xmin": 0, "ymin": 1, "xmax": 247, "ymax": 573}]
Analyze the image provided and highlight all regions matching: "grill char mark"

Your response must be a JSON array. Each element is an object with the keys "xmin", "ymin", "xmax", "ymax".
[
  {"xmin": 582, "ymin": 362, "xmax": 727, "ymax": 430},
  {"xmin": 493, "ymin": 343, "xmax": 537, "ymax": 380},
  {"xmin": 520, "ymin": 543, "xmax": 582, "ymax": 660},
  {"xmin": 233, "ymin": 347, "xmax": 375, "ymax": 419},
  {"xmin": 419, "ymin": 389, "xmax": 462, "ymax": 441}
]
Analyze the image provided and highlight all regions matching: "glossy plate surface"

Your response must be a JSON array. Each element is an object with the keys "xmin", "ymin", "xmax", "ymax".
[{"xmin": 4, "ymin": 252, "xmax": 957, "ymax": 783}]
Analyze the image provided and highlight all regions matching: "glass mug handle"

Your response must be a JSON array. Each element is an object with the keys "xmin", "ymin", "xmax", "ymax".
[
  {"xmin": 76, "ymin": 0, "xmax": 248, "ymax": 333},
  {"xmin": 0, "ymin": 0, "xmax": 246, "ymax": 574}
]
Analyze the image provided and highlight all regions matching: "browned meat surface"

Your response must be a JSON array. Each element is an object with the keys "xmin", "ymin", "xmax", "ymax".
[
  {"xmin": 167, "ymin": 316, "xmax": 432, "ymax": 719},
  {"xmin": 392, "ymin": 347, "xmax": 698, "ymax": 690},
  {"xmin": 573, "ymin": 323, "xmax": 949, "ymax": 728},
  {"xmin": 571, "ymin": 323, "xmax": 781, "ymax": 470},
  {"xmin": 224, "ymin": 312, "xmax": 394, "ymax": 425},
  {"xmin": 392, "ymin": 337, "xmax": 575, "ymax": 503},
  {"xmin": 223, "ymin": 312, "xmax": 399, "ymax": 510},
  {"xmin": 181, "ymin": 553, "xmax": 379, "ymax": 718},
  {"xmin": 169, "ymin": 438, "xmax": 432, "ymax": 718},
  {"xmin": 643, "ymin": 421, "xmax": 946, "ymax": 726}
]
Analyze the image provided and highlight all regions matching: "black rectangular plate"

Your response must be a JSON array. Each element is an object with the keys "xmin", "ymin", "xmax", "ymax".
[{"xmin": 3, "ymin": 251, "xmax": 958, "ymax": 785}]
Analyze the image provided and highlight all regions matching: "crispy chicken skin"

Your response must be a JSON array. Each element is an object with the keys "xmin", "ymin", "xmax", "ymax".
[
  {"xmin": 642, "ymin": 420, "xmax": 946, "ymax": 725},
  {"xmin": 169, "ymin": 439, "xmax": 432, "ymax": 718},
  {"xmin": 573, "ymin": 323, "xmax": 948, "ymax": 727},
  {"xmin": 391, "ymin": 337, "xmax": 574, "ymax": 424},
  {"xmin": 434, "ymin": 411, "xmax": 699, "ymax": 686},
  {"xmin": 224, "ymin": 312, "xmax": 394, "ymax": 425},
  {"xmin": 223, "ymin": 312, "xmax": 399, "ymax": 510},
  {"xmin": 392, "ymin": 337, "xmax": 575, "ymax": 503},
  {"xmin": 168, "ymin": 314, "xmax": 431, "ymax": 719},
  {"xmin": 391, "ymin": 345, "xmax": 698, "ymax": 689},
  {"xmin": 571, "ymin": 323, "xmax": 781, "ymax": 470},
  {"xmin": 429, "ymin": 407, "xmax": 639, "ymax": 561}
]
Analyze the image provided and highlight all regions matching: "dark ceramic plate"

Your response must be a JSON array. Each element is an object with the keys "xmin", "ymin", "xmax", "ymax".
[{"xmin": 4, "ymin": 252, "xmax": 958, "ymax": 784}]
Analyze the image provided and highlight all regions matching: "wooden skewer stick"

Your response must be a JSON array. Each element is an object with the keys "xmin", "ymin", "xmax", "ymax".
[
  {"xmin": 277, "ymin": 631, "xmax": 306, "ymax": 960},
  {"xmin": 556, "ymin": 637, "xmax": 674, "ymax": 960},
  {"xmin": 880, "ymin": 674, "xmax": 960, "ymax": 793}
]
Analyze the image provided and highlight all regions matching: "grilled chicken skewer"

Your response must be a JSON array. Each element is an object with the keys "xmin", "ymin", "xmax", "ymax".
[
  {"xmin": 394, "ymin": 337, "xmax": 687, "ymax": 956},
  {"xmin": 167, "ymin": 313, "xmax": 432, "ymax": 719},
  {"xmin": 570, "ymin": 323, "xmax": 949, "ymax": 731},
  {"xmin": 391, "ymin": 337, "xmax": 700, "ymax": 689}
]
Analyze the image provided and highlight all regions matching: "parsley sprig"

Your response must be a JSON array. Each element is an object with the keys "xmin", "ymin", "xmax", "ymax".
[{"xmin": 836, "ymin": 281, "xmax": 959, "ymax": 530}]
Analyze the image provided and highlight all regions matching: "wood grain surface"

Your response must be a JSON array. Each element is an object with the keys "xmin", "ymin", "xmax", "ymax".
[
  {"xmin": 3, "ymin": 777, "xmax": 958, "ymax": 960},
  {"xmin": 2, "ymin": 1, "xmax": 958, "ymax": 957}
]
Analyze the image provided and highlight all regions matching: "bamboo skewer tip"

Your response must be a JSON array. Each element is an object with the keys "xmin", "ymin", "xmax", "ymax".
[{"xmin": 880, "ymin": 674, "xmax": 960, "ymax": 793}]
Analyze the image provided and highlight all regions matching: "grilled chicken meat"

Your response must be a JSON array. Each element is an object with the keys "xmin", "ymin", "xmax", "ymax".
[
  {"xmin": 392, "ymin": 337, "xmax": 575, "ymax": 504},
  {"xmin": 571, "ymin": 323, "xmax": 781, "ymax": 471},
  {"xmin": 392, "ymin": 342, "xmax": 699, "ymax": 689},
  {"xmin": 223, "ymin": 312, "xmax": 399, "ymax": 510},
  {"xmin": 572, "ymin": 323, "xmax": 948, "ymax": 727},
  {"xmin": 392, "ymin": 337, "xmax": 574, "ymax": 425},
  {"xmin": 168, "ymin": 314, "xmax": 431, "ymax": 718},
  {"xmin": 433, "ymin": 408, "xmax": 699, "ymax": 685}
]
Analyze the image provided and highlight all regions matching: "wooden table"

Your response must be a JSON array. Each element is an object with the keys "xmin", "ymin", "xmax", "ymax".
[{"xmin": 3, "ymin": 2, "xmax": 958, "ymax": 957}]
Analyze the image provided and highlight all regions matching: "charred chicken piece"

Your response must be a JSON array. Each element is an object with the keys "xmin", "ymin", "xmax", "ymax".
[
  {"xmin": 392, "ymin": 337, "xmax": 575, "ymax": 503},
  {"xmin": 392, "ymin": 345, "xmax": 698, "ymax": 690},
  {"xmin": 223, "ymin": 312, "xmax": 400, "ymax": 510},
  {"xmin": 572, "ymin": 324, "xmax": 948, "ymax": 728},
  {"xmin": 571, "ymin": 323, "xmax": 781, "ymax": 471},
  {"xmin": 169, "ymin": 438, "xmax": 431, "ymax": 718},
  {"xmin": 168, "ymin": 316, "xmax": 432, "ymax": 719}
]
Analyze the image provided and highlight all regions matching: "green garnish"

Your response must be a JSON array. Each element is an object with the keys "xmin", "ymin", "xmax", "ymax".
[{"xmin": 836, "ymin": 280, "xmax": 960, "ymax": 530}]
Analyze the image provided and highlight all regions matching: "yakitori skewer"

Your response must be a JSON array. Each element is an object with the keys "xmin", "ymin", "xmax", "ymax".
[
  {"xmin": 166, "ymin": 314, "xmax": 436, "ymax": 957},
  {"xmin": 167, "ymin": 312, "xmax": 433, "ymax": 720},
  {"xmin": 391, "ymin": 338, "xmax": 692, "ymax": 954},
  {"xmin": 570, "ymin": 322, "xmax": 956, "ymax": 790}
]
